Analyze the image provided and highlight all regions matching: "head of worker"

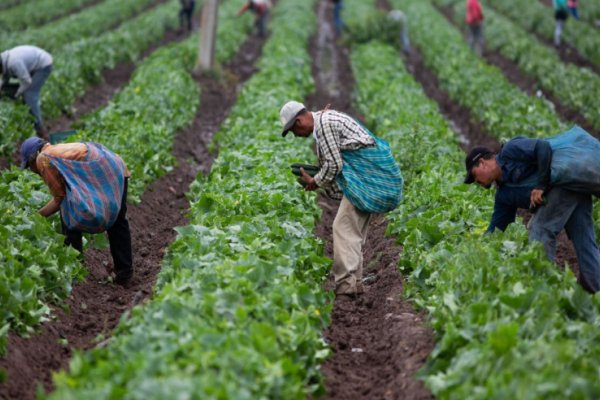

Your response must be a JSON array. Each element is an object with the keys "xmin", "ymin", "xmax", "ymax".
[
  {"xmin": 20, "ymin": 137, "xmax": 47, "ymax": 173},
  {"xmin": 280, "ymin": 100, "xmax": 314, "ymax": 138},
  {"xmin": 464, "ymin": 145, "xmax": 501, "ymax": 189}
]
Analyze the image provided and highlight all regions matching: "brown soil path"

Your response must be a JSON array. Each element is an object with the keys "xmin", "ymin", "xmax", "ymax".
[
  {"xmin": 0, "ymin": 33, "xmax": 267, "ymax": 400},
  {"xmin": 435, "ymin": 3, "xmax": 600, "ymax": 140},
  {"xmin": 306, "ymin": 1, "xmax": 434, "ymax": 399}
]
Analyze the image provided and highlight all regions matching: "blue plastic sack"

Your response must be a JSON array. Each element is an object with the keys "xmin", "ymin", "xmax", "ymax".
[{"xmin": 547, "ymin": 126, "xmax": 600, "ymax": 196}]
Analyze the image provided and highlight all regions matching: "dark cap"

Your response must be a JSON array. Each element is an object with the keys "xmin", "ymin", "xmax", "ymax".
[
  {"xmin": 464, "ymin": 146, "xmax": 494, "ymax": 184},
  {"xmin": 20, "ymin": 137, "xmax": 46, "ymax": 169}
]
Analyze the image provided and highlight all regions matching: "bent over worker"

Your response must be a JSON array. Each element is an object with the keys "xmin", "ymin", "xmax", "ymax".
[
  {"xmin": 464, "ymin": 127, "xmax": 600, "ymax": 293},
  {"xmin": 237, "ymin": 0, "xmax": 271, "ymax": 37},
  {"xmin": 280, "ymin": 101, "xmax": 403, "ymax": 297},
  {"xmin": 0, "ymin": 45, "xmax": 53, "ymax": 136},
  {"xmin": 20, "ymin": 137, "xmax": 134, "ymax": 285}
]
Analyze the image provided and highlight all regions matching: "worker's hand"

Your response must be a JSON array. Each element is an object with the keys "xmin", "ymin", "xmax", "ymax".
[
  {"xmin": 300, "ymin": 167, "xmax": 318, "ymax": 191},
  {"xmin": 530, "ymin": 188, "xmax": 545, "ymax": 208}
]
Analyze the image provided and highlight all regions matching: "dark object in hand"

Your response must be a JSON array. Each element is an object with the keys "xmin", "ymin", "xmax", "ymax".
[{"xmin": 290, "ymin": 163, "xmax": 319, "ymax": 177}]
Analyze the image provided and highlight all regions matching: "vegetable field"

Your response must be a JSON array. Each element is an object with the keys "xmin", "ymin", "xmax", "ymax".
[{"xmin": 1, "ymin": 0, "xmax": 600, "ymax": 399}]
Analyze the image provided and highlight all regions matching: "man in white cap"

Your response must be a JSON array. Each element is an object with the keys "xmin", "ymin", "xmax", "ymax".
[{"xmin": 280, "ymin": 101, "xmax": 403, "ymax": 297}]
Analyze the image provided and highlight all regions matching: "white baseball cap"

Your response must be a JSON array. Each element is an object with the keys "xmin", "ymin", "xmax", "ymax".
[{"xmin": 279, "ymin": 100, "xmax": 306, "ymax": 137}]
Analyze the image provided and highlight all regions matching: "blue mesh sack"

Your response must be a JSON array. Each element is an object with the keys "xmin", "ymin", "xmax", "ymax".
[{"xmin": 547, "ymin": 126, "xmax": 600, "ymax": 197}]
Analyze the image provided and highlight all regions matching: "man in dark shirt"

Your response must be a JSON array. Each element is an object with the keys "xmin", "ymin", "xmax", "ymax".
[{"xmin": 464, "ymin": 136, "xmax": 600, "ymax": 293}]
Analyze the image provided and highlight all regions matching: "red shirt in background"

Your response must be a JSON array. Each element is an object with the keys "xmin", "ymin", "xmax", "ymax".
[{"xmin": 466, "ymin": 0, "xmax": 484, "ymax": 25}]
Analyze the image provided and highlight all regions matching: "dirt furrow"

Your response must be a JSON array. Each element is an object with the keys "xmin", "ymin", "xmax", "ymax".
[
  {"xmin": 435, "ymin": 3, "xmax": 600, "ymax": 140},
  {"xmin": 307, "ymin": 1, "xmax": 434, "ymax": 399},
  {"xmin": 0, "ymin": 32, "xmax": 267, "ymax": 400}
]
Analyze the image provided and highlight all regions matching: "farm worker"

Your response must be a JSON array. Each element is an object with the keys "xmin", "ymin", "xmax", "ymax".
[
  {"xmin": 20, "ymin": 137, "xmax": 134, "ymax": 285},
  {"xmin": 554, "ymin": 0, "xmax": 569, "ymax": 45},
  {"xmin": 237, "ymin": 0, "xmax": 271, "ymax": 37},
  {"xmin": 568, "ymin": 0, "xmax": 579, "ymax": 20},
  {"xmin": 0, "ymin": 45, "xmax": 53, "ymax": 137},
  {"xmin": 179, "ymin": 0, "xmax": 196, "ymax": 32},
  {"xmin": 332, "ymin": 0, "xmax": 344, "ymax": 36},
  {"xmin": 388, "ymin": 9, "xmax": 411, "ymax": 54},
  {"xmin": 280, "ymin": 101, "xmax": 403, "ymax": 297},
  {"xmin": 463, "ymin": 127, "xmax": 600, "ymax": 293},
  {"xmin": 465, "ymin": 0, "xmax": 484, "ymax": 55}
]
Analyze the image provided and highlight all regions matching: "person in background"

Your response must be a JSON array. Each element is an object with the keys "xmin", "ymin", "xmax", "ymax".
[
  {"xmin": 388, "ymin": 9, "xmax": 411, "ymax": 55},
  {"xmin": 0, "ymin": 45, "xmax": 53, "ymax": 137},
  {"xmin": 463, "ymin": 134, "xmax": 600, "ymax": 293},
  {"xmin": 20, "ymin": 137, "xmax": 134, "ymax": 285},
  {"xmin": 179, "ymin": 0, "xmax": 196, "ymax": 32},
  {"xmin": 332, "ymin": 0, "xmax": 345, "ymax": 36},
  {"xmin": 568, "ymin": 0, "xmax": 579, "ymax": 20},
  {"xmin": 465, "ymin": 0, "xmax": 484, "ymax": 55},
  {"xmin": 237, "ymin": 0, "xmax": 272, "ymax": 37},
  {"xmin": 554, "ymin": 0, "xmax": 569, "ymax": 45}
]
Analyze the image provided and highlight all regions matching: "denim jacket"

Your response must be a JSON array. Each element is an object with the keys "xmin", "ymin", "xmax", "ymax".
[{"xmin": 487, "ymin": 137, "xmax": 552, "ymax": 232}]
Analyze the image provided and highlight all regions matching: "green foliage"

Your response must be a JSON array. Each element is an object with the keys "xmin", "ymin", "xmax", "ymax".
[
  {"xmin": 0, "ymin": 168, "xmax": 84, "ymax": 355},
  {"xmin": 48, "ymin": 1, "xmax": 331, "ymax": 398},
  {"xmin": 390, "ymin": 0, "xmax": 565, "ymax": 141},
  {"xmin": 348, "ymin": 7, "xmax": 600, "ymax": 398},
  {"xmin": 440, "ymin": 0, "xmax": 600, "ymax": 132},
  {"xmin": 0, "ymin": 0, "xmax": 98, "ymax": 31},
  {"xmin": 488, "ymin": 0, "xmax": 600, "ymax": 68},
  {"xmin": 0, "ymin": 1, "xmax": 181, "ymax": 156}
]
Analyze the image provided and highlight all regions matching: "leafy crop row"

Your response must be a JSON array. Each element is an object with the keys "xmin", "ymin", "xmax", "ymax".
[
  {"xmin": 488, "ymin": 0, "xmax": 600, "ymax": 68},
  {"xmin": 350, "ymin": 33, "xmax": 600, "ymax": 400},
  {"xmin": 438, "ymin": 0, "xmax": 600, "ymax": 132},
  {"xmin": 0, "ymin": 0, "xmax": 254, "ymax": 358},
  {"xmin": 47, "ymin": 0, "xmax": 333, "ymax": 399},
  {"xmin": 0, "ymin": 0, "xmax": 158, "ymax": 51},
  {"xmin": 389, "ymin": 0, "xmax": 564, "ymax": 141},
  {"xmin": 0, "ymin": 0, "xmax": 99, "ymax": 32},
  {"xmin": 343, "ymin": 0, "xmax": 600, "ymax": 397},
  {"xmin": 0, "ymin": 0, "xmax": 181, "ymax": 156}
]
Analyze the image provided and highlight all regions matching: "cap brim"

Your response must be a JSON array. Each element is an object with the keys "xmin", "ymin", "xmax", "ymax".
[
  {"xmin": 281, "ymin": 118, "xmax": 296, "ymax": 137},
  {"xmin": 464, "ymin": 171, "xmax": 475, "ymax": 184}
]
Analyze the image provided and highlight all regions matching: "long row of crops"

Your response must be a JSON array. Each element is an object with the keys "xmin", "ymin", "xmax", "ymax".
[
  {"xmin": 437, "ymin": 0, "xmax": 600, "ymax": 133},
  {"xmin": 46, "ymin": 0, "xmax": 334, "ymax": 398},
  {"xmin": 0, "ymin": 0, "xmax": 183, "ymax": 156},
  {"xmin": 0, "ymin": 0, "xmax": 254, "ymax": 357},
  {"xmin": 488, "ymin": 0, "xmax": 600, "ymax": 68},
  {"xmin": 342, "ymin": 0, "xmax": 600, "ymax": 397}
]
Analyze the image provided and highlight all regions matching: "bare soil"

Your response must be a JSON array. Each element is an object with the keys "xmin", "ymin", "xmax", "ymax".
[
  {"xmin": 307, "ymin": 1, "xmax": 434, "ymax": 399},
  {"xmin": 0, "ymin": 32, "xmax": 267, "ymax": 400}
]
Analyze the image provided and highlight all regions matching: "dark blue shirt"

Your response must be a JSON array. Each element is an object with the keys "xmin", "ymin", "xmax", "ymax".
[{"xmin": 487, "ymin": 137, "xmax": 552, "ymax": 232}]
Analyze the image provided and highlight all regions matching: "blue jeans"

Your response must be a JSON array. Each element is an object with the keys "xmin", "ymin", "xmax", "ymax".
[
  {"xmin": 333, "ymin": 1, "xmax": 344, "ymax": 34},
  {"xmin": 529, "ymin": 187, "xmax": 600, "ymax": 293},
  {"xmin": 257, "ymin": 10, "xmax": 268, "ymax": 37},
  {"xmin": 23, "ymin": 64, "xmax": 52, "ymax": 130}
]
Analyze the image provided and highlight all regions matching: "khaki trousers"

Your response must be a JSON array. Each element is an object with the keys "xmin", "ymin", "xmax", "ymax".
[{"xmin": 332, "ymin": 196, "xmax": 372, "ymax": 294}]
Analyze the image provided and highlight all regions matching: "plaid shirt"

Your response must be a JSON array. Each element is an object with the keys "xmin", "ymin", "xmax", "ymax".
[
  {"xmin": 312, "ymin": 110, "xmax": 375, "ymax": 200},
  {"xmin": 36, "ymin": 143, "xmax": 130, "ymax": 202}
]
